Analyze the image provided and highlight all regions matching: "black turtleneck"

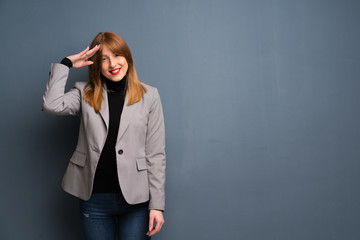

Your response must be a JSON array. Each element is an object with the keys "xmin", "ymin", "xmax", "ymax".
[
  {"xmin": 60, "ymin": 58, "xmax": 127, "ymax": 193},
  {"xmin": 92, "ymin": 75, "xmax": 127, "ymax": 193}
]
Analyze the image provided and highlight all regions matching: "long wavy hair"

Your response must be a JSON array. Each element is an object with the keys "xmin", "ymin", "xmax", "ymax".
[{"xmin": 83, "ymin": 31, "xmax": 147, "ymax": 112}]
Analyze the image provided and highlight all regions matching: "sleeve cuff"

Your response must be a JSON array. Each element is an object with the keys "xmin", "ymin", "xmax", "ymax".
[{"xmin": 60, "ymin": 57, "xmax": 73, "ymax": 68}]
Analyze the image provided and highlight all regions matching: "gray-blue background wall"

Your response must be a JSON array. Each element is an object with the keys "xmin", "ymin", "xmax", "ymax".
[{"xmin": 1, "ymin": 0, "xmax": 359, "ymax": 239}]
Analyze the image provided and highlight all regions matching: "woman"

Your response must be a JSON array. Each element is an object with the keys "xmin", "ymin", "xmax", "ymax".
[{"xmin": 42, "ymin": 31, "xmax": 166, "ymax": 240}]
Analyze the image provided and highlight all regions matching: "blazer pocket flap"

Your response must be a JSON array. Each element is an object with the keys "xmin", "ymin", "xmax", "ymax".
[
  {"xmin": 70, "ymin": 151, "xmax": 86, "ymax": 167},
  {"xmin": 136, "ymin": 158, "xmax": 147, "ymax": 171}
]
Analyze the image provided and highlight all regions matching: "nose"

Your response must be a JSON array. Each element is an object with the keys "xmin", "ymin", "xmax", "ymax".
[{"xmin": 109, "ymin": 57, "xmax": 116, "ymax": 68}]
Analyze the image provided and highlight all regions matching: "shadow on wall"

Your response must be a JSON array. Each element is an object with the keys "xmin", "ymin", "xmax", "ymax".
[{"xmin": 37, "ymin": 116, "xmax": 83, "ymax": 239}]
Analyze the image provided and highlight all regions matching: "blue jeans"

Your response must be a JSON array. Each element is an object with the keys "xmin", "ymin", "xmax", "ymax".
[{"xmin": 80, "ymin": 193, "xmax": 150, "ymax": 240}]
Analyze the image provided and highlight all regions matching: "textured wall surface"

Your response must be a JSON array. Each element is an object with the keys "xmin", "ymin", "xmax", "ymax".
[{"xmin": 1, "ymin": 0, "xmax": 360, "ymax": 239}]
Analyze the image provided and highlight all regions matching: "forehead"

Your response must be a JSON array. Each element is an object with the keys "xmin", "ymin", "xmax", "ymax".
[{"xmin": 101, "ymin": 45, "xmax": 114, "ymax": 55}]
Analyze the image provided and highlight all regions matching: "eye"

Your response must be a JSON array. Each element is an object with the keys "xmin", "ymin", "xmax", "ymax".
[{"xmin": 102, "ymin": 57, "xmax": 108, "ymax": 61}]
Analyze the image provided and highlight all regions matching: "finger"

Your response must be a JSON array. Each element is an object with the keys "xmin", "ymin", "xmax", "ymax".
[
  {"xmin": 83, "ymin": 60, "xmax": 94, "ymax": 66},
  {"xmin": 79, "ymin": 46, "xmax": 95, "ymax": 59},
  {"xmin": 147, "ymin": 227, "xmax": 157, "ymax": 237},
  {"xmin": 78, "ymin": 46, "xmax": 90, "ymax": 56},
  {"xmin": 67, "ymin": 46, "xmax": 89, "ymax": 63},
  {"xmin": 86, "ymin": 45, "xmax": 101, "ymax": 58},
  {"xmin": 154, "ymin": 217, "xmax": 163, "ymax": 233},
  {"xmin": 147, "ymin": 217, "xmax": 163, "ymax": 237},
  {"xmin": 90, "ymin": 44, "xmax": 101, "ymax": 51},
  {"xmin": 147, "ymin": 226, "xmax": 161, "ymax": 237},
  {"xmin": 147, "ymin": 230, "xmax": 156, "ymax": 237},
  {"xmin": 148, "ymin": 214, "xmax": 154, "ymax": 233}
]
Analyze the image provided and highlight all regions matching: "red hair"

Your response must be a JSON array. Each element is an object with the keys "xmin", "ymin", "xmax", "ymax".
[{"xmin": 83, "ymin": 31, "xmax": 146, "ymax": 112}]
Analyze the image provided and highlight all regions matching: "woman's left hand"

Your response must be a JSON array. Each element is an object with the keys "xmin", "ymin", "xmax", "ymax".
[{"xmin": 147, "ymin": 209, "xmax": 164, "ymax": 237}]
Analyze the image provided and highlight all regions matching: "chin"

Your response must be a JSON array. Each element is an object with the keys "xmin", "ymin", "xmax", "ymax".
[{"xmin": 105, "ymin": 74, "xmax": 125, "ymax": 82}]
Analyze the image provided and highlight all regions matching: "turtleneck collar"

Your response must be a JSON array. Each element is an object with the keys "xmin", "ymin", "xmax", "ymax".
[{"xmin": 101, "ymin": 74, "xmax": 127, "ymax": 92}]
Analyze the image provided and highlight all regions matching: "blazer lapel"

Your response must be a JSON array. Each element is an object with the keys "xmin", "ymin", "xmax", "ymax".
[
  {"xmin": 117, "ymin": 94, "xmax": 136, "ymax": 142},
  {"xmin": 99, "ymin": 87, "xmax": 109, "ymax": 130}
]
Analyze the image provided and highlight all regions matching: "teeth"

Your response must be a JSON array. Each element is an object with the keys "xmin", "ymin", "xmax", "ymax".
[{"xmin": 110, "ymin": 68, "xmax": 120, "ymax": 73}]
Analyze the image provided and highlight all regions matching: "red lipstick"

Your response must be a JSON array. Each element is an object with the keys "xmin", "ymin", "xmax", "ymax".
[{"xmin": 109, "ymin": 68, "xmax": 121, "ymax": 75}]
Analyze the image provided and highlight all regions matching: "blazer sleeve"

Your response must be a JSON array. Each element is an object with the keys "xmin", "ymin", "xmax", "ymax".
[
  {"xmin": 145, "ymin": 88, "xmax": 166, "ymax": 211},
  {"xmin": 42, "ymin": 63, "xmax": 81, "ymax": 116}
]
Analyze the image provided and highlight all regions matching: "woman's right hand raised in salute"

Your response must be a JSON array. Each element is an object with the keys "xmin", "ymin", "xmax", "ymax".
[{"xmin": 67, "ymin": 45, "xmax": 101, "ymax": 68}]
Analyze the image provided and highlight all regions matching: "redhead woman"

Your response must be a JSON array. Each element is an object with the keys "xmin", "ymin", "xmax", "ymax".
[{"xmin": 42, "ymin": 31, "xmax": 166, "ymax": 240}]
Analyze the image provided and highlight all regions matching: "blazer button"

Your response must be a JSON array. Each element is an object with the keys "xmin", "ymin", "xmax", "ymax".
[{"xmin": 118, "ymin": 149, "xmax": 123, "ymax": 155}]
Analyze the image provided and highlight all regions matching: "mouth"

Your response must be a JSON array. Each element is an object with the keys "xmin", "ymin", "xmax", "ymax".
[{"xmin": 109, "ymin": 68, "xmax": 121, "ymax": 75}]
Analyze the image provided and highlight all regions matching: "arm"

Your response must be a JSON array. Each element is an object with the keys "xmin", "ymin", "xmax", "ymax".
[
  {"xmin": 42, "ymin": 63, "xmax": 81, "ymax": 116},
  {"xmin": 42, "ymin": 45, "xmax": 100, "ymax": 116},
  {"xmin": 145, "ymin": 88, "xmax": 166, "ymax": 211},
  {"xmin": 145, "ymin": 88, "xmax": 166, "ymax": 237}
]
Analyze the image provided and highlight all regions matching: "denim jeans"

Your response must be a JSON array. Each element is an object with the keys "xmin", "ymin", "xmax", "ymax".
[{"xmin": 80, "ymin": 193, "xmax": 150, "ymax": 240}]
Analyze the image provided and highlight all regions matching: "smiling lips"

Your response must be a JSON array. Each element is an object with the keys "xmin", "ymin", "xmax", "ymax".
[{"xmin": 109, "ymin": 68, "xmax": 121, "ymax": 75}]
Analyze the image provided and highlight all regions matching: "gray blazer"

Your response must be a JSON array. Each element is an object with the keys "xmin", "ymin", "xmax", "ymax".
[{"xmin": 42, "ymin": 63, "xmax": 166, "ymax": 211}]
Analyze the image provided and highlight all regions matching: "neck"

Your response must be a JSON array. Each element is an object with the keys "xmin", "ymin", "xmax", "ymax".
[{"xmin": 102, "ymin": 74, "xmax": 127, "ymax": 92}]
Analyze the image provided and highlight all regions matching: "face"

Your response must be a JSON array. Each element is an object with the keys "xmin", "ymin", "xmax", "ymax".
[{"xmin": 100, "ymin": 45, "xmax": 128, "ymax": 82}]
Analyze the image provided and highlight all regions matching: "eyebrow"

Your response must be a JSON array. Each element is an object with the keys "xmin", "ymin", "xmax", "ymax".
[{"xmin": 101, "ymin": 52, "xmax": 118, "ymax": 57}]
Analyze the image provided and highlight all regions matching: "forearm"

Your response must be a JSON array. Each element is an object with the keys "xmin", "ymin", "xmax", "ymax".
[
  {"xmin": 42, "ymin": 63, "xmax": 80, "ymax": 116},
  {"xmin": 147, "ymin": 153, "xmax": 166, "ymax": 211}
]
